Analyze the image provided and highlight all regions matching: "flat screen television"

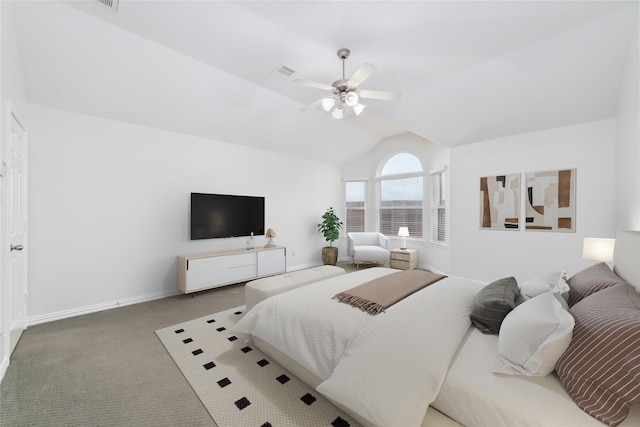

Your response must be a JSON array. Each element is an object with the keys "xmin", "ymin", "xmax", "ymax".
[{"xmin": 190, "ymin": 193, "xmax": 265, "ymax": 240}]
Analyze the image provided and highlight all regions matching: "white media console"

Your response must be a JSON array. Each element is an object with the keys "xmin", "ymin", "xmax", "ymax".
[{"xmin": 178, "ymin": 246, "xmax": 286, "ymax": 294}]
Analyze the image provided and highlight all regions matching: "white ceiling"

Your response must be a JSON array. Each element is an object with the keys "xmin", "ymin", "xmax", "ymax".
[{"xmin": 11, "ymin": 1, "xmax": 639, "ymax": 164}]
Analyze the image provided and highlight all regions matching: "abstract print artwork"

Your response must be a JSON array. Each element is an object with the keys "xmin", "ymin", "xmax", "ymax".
[
  {"xmin": 525, "ymin": 168, "xmax": 576, "ymax": 232},
  {"xmin": 480, "ymin": 173, "xmax": 520, "ymax": 230}
]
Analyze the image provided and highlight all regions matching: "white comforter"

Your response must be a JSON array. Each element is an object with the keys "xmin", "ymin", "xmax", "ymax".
[{"xmin": 232, "ymin": 267, "xmax": 485, "ymax": 427}]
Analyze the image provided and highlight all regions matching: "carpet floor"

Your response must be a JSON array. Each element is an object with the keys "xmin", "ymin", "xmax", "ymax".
[{"xmin": 156, "ymin": 307, "xmax": 360, "ymax": 427}]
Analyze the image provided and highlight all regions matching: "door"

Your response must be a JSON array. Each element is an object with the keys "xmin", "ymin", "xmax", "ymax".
[{"xmin": 8, "ymin": 112, "xmax": 28, "ymax": 354}]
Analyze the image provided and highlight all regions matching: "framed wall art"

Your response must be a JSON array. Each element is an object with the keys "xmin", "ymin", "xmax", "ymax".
[
  {"xmin": 480, "ymin": 173, "xmax": 520, "ymax": 230},
  {"xmin": 525, "ymin": 168, "xmax": 576, "ymax": 232}
]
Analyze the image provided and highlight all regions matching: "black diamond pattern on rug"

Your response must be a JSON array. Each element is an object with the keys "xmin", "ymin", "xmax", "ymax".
[
  {"xmin": 156, "ymin": 307, "xmax": 361, "ymax": 427},
  {"xmin": 332, "ymin": 416, "xmax": 351, "ymax": 427},
  {"xmin": 276, "ymin": 374, "xmax": 290, "ymax": 384},
  {"xmin": 300, "ymin": 393, "xmax": 317, "ymax": 406},
  {"xmin": 235, "ymin": 397, "xmax": 251, "ymax": 410},
  {"xmin": 217, "ymin": 377, "xmax": 231, "ymax": 388}
]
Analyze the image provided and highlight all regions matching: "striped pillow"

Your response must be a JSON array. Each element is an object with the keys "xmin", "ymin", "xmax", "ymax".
[
  {"xmin": 556, "ymin": 283, "xmax": 640, "ymax": 426},
  {"xmin": 567, "ymin": 262, "xmax": 626, "ymax": 306}
]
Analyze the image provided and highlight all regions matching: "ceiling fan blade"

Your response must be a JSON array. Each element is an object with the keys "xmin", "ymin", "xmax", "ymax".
[
  {"xmin": 346, "ymin": 63, "xmax": 377, "ymax": 87},
  {"xmin": 294, "ymin": 79, "xmax": 335, "ymax": 91},
  {"xmin": 299, "ymin": 98, "xmax": 323, "ymax": 112},
  {"xmin": 359, "ymin": 89, "xmax": 401, "ymax": 101}
]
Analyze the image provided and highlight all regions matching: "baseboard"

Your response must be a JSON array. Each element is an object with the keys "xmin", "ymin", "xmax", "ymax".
[{"xmin": 27, "ymin": 289, "xmax": 182, "ymax": 327}]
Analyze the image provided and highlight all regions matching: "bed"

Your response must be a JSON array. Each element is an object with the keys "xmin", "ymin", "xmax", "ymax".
[{"xmin": 231, "ymin": 230, "xmax": 640, "ymax": 427}]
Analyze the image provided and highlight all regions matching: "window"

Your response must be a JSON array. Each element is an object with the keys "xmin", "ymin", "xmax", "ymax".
[
  {"xmin": 378, "ymin": 153, "xmax": 423, "ymax": 238},
  {"xmin": 430, "ymin": 168, "xmax": 447, "ymax": 244},
  {"xmin": 345, "ymin": 180, "xmax": 366, "ymax": 233}
]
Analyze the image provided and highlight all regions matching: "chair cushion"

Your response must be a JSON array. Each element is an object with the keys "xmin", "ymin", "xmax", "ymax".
[{"xmin": 353, "ymin": 246, "xmax": 390, "ymax": 263}]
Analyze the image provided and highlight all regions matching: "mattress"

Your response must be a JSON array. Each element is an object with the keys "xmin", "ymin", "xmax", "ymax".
[{"xmin": 432, "ymin": 327, "xmax": 640, "ymax": 427}]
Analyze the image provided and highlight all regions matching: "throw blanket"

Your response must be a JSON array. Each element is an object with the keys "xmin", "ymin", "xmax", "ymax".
[{"xmin": 333, "ymin": 269, "xmax": 446, "ymax": 315}]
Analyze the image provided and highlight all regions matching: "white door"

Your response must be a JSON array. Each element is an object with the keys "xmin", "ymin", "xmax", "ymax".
[{"xmin": 8, "ymin": 112, "xmax": 28, "ymax": 354}]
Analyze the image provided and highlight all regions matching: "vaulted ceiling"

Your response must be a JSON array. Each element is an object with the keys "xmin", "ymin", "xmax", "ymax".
[{"xmin": 11, "ymin": 1, "xmax": 639, "ymax": 164}]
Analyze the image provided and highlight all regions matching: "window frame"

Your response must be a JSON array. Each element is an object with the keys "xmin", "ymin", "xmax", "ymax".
[
  {"xmin": 429, "ymin": 166, "xmax": 447, "ymax": 246},
  {"xmin": 376, "ymin": 153, "xmax": 424, "ymax": 239}
]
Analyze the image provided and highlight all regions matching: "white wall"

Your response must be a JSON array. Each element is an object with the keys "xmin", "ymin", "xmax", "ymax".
[
  {"xmin": 26, "ymin": 104, "xmax": 341, "ymax": 323},
  {"xmin": 615, "ymin": 20, "xmax": 639, "ymax": 231},
  {"xmin": 449, "ymin": 119, "xmax": 618, "ymax": 283},
  {"xmin": 341, "ymin": 132, "xmax": 451, "ymax": 272}
]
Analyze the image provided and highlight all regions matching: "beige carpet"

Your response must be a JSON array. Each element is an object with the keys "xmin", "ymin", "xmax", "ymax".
[{"xmin": 156, "ymin": 306, "xmax": 361, "ymax": 427}]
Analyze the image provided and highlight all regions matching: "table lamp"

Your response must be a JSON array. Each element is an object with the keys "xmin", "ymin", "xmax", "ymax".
[{"xmin": 398, "ymin": 227, "xmax": 410, "ymax": 250}]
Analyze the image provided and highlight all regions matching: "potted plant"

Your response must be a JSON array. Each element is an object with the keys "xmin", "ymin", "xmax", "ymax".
[{"xmin": 317, "ymin": 207, "xmax": 343, "ymax": 265}]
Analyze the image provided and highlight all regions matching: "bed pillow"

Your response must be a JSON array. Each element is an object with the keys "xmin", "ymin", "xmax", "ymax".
[
  {"xmin": 470, "ymin": 276, "xmax": 519, "ymax": 334},
  {"xmin": 493, "ymin": 292, "xmax": 574, "ymax": 376},
  {"xmin": 518, "ymin": 271, "xmax": 569, "ymax": 303},
  {"xmin": 567, "ymin": 262, "xmax": 626, "ymax": 306},
  {"xmin": 556, "ymin": 283, "xmax": 640, "ymax": 426}
]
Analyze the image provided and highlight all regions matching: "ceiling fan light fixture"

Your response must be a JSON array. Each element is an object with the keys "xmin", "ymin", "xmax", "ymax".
[
  {"xmin": 332, "ymin": 106, "xmax": 344, "ymax": 119},
  {"xmin": 322, "ymin": 97, "xmax": 336, "ymax": 112},
  {"xmin": 352, "ymin": 102, "xmax": 365, "ymax": 116},
  {"xmin": 345, "ymin": 92, "xmax": 359, "ymax": 107}
]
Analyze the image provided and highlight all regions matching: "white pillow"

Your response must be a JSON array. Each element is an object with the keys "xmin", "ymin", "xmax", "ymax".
[
  {"xmin": 493, "ymin": 292, "xmax": 574, "ymax": 376},
  {"xmin": 519, "ymin": 271, "xmax": 569, "ymax": 302}
]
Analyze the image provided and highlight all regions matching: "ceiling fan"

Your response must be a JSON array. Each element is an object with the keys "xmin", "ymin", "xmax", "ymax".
[{"xmin": 295, "ymin": 48, "xmax": 401, "ymax": 119}]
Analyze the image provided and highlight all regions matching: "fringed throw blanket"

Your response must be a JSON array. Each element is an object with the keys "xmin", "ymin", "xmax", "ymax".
[{"xmin": 333, "ymin": 269, "xmax": 447, "ymax": 315}]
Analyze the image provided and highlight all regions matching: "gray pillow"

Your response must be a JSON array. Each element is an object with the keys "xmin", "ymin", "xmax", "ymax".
[
  {"xmin": 567, "ymin": 262, "xmax": 626, "ymax": 307},
  {"xmin": 470, "ymin": 276, "xmax": 519, "ymax": 334}
]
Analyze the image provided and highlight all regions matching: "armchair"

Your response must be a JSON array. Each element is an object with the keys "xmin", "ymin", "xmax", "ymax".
[{"xmin": 347, "ymin": 232, "xmax": 391, "ymax": 268}]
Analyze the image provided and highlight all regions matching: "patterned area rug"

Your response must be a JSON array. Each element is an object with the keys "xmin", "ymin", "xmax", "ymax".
[{"xmin": 155, "ymin": 306, "xmax": 360, "ymax": 427}]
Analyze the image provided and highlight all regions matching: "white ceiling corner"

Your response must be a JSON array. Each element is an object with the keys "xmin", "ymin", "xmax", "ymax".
[{"xmin": 11, "ymin": 0, "xmax": 639, "ymax": 164}]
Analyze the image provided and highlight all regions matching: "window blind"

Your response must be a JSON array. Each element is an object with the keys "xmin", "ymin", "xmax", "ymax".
[
  {"xmin": 345, "ymin": 181, "xmax": 366, "ymax": 233},
  {"xmin": 379, "ymin": 176, "xmax": 423, "ymax": 237},
  {"xmin": 430, "ymin": 169, "xmax": 446, "ymax": 244}
]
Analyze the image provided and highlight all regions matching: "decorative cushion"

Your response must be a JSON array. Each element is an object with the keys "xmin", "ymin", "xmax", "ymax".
[
  {"xmin": 518, "ymin": 271, "xmax": 569, "ymax": 303},
  {"xmin": 470, "ymin": 277, "xmax": 519, "ymax": 334},
  {"xmin": 556, "ymin": 283, "xmax": 640, "ymax": 426},
  {"xmin": 493, "ymin": 292, "xmax": 574, "ymax": 376},
  {"xmin": 567, "ymin": 262, "xmax": 626, "ymax": 306}
]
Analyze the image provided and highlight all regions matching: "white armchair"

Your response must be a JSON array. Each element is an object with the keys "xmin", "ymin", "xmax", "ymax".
[{"xmin": 347, "ymin": 232, "xmax": 391, "ymax": 268}]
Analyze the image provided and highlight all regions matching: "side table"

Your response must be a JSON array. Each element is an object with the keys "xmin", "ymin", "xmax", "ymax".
[{"xmin": 390, "ymin": 248, "xmax": 418, "ymax": 270}]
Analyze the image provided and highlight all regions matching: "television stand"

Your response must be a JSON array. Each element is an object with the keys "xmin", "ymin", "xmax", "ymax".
[{"xmin": 177, "ymin": 246, "xmax": 286, "ymax": 294}]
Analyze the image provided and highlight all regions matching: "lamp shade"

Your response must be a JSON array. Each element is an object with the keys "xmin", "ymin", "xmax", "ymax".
[
  {"xmin": 398, "ymin": 227, "xmax": 409, "ymax": 250},
  {"xmin": 352, "ymin": 102, "xmax": 365, "ymax": 116},
  {"xmin": 331, "ymin": 107, "xmax": 344, "ymax": 119},
  {"xmin": 322, "ymin": 97, "xmax": 336, "ymax": 112},
  {"xmin": 345, "ymin": 92, "xmax": 359, "ymax": 107},
  {"xmin": 398, "ymin": 227, "xmax": 410, "ymax": 237},
  {"xmin": 582, "ymin": 238, "xmax": 615, "ymax": 262}
]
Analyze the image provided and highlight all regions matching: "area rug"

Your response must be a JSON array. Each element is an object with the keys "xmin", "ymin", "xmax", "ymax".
[{"xmin": 155, "ymin": 306, "xmax": 360, "ymax": 427}]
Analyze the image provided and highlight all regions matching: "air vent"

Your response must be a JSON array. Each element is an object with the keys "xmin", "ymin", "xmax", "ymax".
[
  {"xmin": 96, "ymin": 0, "xmax": 119, "ymax": 12},
  {"xmin": 277, "ymin": 65, "xmax": 296, "ymax": 77}
]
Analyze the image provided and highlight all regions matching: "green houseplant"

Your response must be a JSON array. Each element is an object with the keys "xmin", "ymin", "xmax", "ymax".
[{"xmin": 317, "ymin": 207, "xmax": 343, "ymax": 265}]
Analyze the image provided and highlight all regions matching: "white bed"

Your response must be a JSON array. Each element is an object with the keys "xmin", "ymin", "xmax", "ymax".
[{"xmin": 232, "ymin": 230, "xmax": 640, "ymax": 427}]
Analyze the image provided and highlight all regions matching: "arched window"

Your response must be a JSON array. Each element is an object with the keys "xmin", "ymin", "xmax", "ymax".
[{"xmin": 378, "ymin": 153, "xmax": 423, "ymax": 238}]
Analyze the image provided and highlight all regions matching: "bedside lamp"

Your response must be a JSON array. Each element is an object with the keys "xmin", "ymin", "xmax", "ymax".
[
  {"xmin": 398, "ymin": 227, "xmax": 410, "ymax": 250},
  {"xmin": 582, "ymin": 237, "xmax": 615, "ymax": 262}
]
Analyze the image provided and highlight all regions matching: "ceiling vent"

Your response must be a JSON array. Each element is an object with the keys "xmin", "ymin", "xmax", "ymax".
[
  {"xmin": 277, "ymin": 65, "xmax": 296, "ymax": 78},
  {"xmin": 96, "ymin": 0, "xmax": 119, "ymax": 12}
]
